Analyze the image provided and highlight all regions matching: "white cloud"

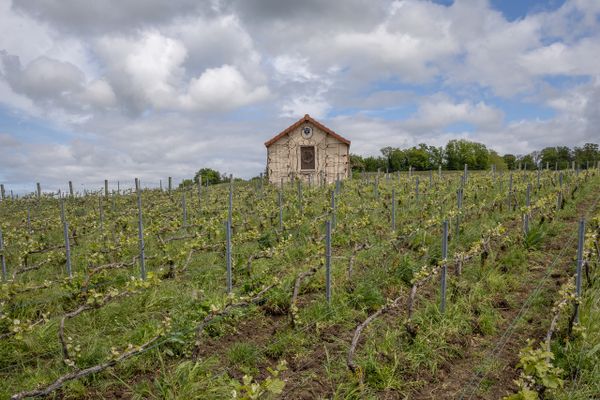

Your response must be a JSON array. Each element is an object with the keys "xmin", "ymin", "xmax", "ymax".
[
  {"xmin": 272, "ymin": 55, "xmax": 317, "ymax": 83},
  {"xmin": 185, "ymin": 64, "xmax": 269, "ymax": 111},
  {"xmin": 0, "ymin": 0, "xmax": 600, "ymax": 190},
  {"xmin": 96, "ymin": 31, "xmax": 188, "ymax": 110},
  {"xmin": 406, "ymin": 95, "xmax": 504, "ymax": 132}
]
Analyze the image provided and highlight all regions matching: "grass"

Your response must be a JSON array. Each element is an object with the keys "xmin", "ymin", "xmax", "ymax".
[{"xmin": 0, "ymin": 170, "xmax": 598, "ymax": 399}]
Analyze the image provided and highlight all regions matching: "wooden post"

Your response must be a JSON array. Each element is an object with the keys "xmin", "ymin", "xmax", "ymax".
[
  {"xmin": 0, "ymin": 184, "xmax": 4, "ymax": 200},
  {"xmin": 68, "ymin": 181, "xmax": 74, "ymax": 197},
  {"xmin": 104, "ymin": 179, "xmax": 109, "ymax": 197},
  {"xmin": 168, "ymin": 177, "xmax": 172, "ymax": 193},
  {"xmin": 36, "ymin": 182, "xmax": 41, "ymax": 198},
  {"xmin": 135, "ymin": 178, "xmax": 146, "ymax": 280}
]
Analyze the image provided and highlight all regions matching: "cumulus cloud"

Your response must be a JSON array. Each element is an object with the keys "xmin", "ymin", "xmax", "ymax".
[
  {"xmin": 0, "ymin": 0, "xmax": 599, "ymax": 190},
  {"xmin": 185, "ymin": 64, "xmax": 269, "ymax": 111},
  {"xmin": 406, "ymin": 95, "xmax": 504, "ymax": 132}
]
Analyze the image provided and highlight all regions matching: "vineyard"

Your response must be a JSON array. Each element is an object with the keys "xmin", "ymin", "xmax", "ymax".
[{"xmin": 0, "ymin": 169, "xmax": 599, "ymax": 399}]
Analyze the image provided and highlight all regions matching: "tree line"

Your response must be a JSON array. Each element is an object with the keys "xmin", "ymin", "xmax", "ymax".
[
  {"xmin": 350, "ymin": 139, "xmax": 599, "ymax": 172},
  {"xmin": 183, "ymin": 140, "xmax": 599, "ymax": 185}
]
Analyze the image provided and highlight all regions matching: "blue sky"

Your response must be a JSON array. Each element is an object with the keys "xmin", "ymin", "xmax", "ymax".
[{"xmin": 0, "ymin": 0, "xmax": 599, "ymax": 191}]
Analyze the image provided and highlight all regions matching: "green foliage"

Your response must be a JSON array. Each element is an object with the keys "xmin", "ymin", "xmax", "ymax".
[
  {"xmin": 506, "ymin": 339, "xmax": 564, "ymax": 399},
  {"xmin": 232, "ymin": 360, "xmax": 287, "ymax": 399},
  {"xmin": 504, "ymin": 154, "xmax": 517, "ymax": 170},
  {"xmin": 348, "ymin": 281, "xmax": 385, "ymax": 312},
  {"xmin": 227, "ymin": 342, "xmax": 263, "ymax": 369},
  {"xmin": 178, "ymin": 178, "xmax": 195, "ymax": 189},
  {"xmin": 523, "ymin": 225, "xmax": 545, "ymax": 250},
  {"xmin": 445, "ymin": 139, "xmax": 490, "ymax": 170},
  {"xmin": 0, "ymin": 168, "xmax": 597, "ymax": 399},
  {"xmin": 193, "ymin": 167, "xmax": 227, "ymax": 185},
  {"xmin": 349, "ymin": 142, "xmax": 598, "ymax": 172}
]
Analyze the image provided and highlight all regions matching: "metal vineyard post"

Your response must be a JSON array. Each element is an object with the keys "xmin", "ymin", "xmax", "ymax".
[
  {"xmin": 297, "ymin": 180, "xmax": 303, "ymax": 214},
  {"xmin": 135, "ymin": 178, "xmax": 146, "ymax": 280},
  {"xmin": 331, "ymin": 190, "xmax": 336, "ymax": 230},
  {"xmin": 0, "ymin": 227, "xmax": 6, "ymax": 281},
  {"xmin": 60, "ymin": 199, "xmax": 72, "ymax": 278},
  {"xmin": 278, "ymin": 189, "xmax": 283, "ymax": 231},
  {"xmin": 225, "ymin": 219, "xmax": 232, "ymax": 294},
  {"xmin": 228, "ymin": 174, "xmax": 233, "ymax": 229},
  {"xmin": 574, "ymin": 218, "xmax": 585, "ymax": 323},
  {"xmin": 325, "ymin": 220, "xmax": 332, "ymax": 304},
  {"xmin": 182, "ymin": 192, "xmax": 187, "ymax": 227},
  {"xmin": 27, "ymin": 207, "xmax": 32, "ymax": 234},
  {"xmin": 391, "ymin": 188, "xmax": 396, "ymax": 232},
  {"xmin": 524, "ymin": 184, "xmax": 531, "ymax": 235},
  {"xmin": 440, "ymin": 220, "xmax": 449, "ymax": 313}
]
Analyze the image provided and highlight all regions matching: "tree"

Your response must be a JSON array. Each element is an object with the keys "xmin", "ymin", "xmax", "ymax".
[
  {"xmin": 540, "ymin": 147, "xmax": 559, "ymax": 168},
  {"xmin": 488, "ymin": 150, "xmax": 507, "ymax": 170},
  {"xmin": 178, "ymin": 179, "xmax": 194, "ymax": 189},
  {"xmin": 445, "ymin": 139, "xmax": 490, "ymax": 170},
  {"xmin": 556, "ymin": 146, "xmax": 572, "ymax": 169},
  {"xmin": 574, "ymin": 143, "xmax": 599, "ymax": 168},
  {"xmin": 350, "ymin": 154, "xmax": 365, "ymax": 172},
  {"xmin": 405, "ymin": 144, "xmax": 431, "ymax": 170},
  {"xmin": 363, "ymin": 155, "xmax": 387, "ymax": 172},
  {"xmin": 517, "ymin": 154, "xmax": 534, "ymax": 170},
  {"xmin": 194, "ymin": 168, "xmax": 225, "ymax": 185},
  {"xmin": 503, "ymin": 154, "xmax": 517, "ymax": 170}
]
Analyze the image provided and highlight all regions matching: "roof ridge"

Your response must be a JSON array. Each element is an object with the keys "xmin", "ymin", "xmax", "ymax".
[{"xmin": 264, "ymin": 114, "xmax": 351, "ymax": 147}]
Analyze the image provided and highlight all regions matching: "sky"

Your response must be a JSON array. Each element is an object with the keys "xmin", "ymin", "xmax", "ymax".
[{"xmin": 0, "ymin": 0, "xmax": 599, "ymax": 192}]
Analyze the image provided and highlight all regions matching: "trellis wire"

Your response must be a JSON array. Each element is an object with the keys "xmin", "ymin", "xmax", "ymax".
[{"xmin": 458, "ymin": 196, "xmax": 599, "ymax": 400}]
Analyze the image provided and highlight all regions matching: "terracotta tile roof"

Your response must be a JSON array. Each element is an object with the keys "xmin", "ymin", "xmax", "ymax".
[{"xmin": 264, "ymin": 114, "xmax": 351, "ymax": 147}]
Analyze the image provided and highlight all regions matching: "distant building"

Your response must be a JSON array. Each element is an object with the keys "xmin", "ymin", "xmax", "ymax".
[{"xmin": 265, "ymin": 114, "xmax": 351, "ymax": 184}]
